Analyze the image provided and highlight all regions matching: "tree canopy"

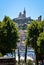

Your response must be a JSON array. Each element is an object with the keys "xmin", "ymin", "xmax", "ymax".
[
  {"xmin": 0, "ymin": 16, "xmax": 19, "ymax": 55},
  {"xmin": 26, "ymin": 20, "xmax": 44, "ymax": 65},
  {"xmin": 37, "ymin": 32, "xmax": 44, "ymax": 54},
  {"xmin": 26, "ymin": 20, "xmax": 44, "ymax": 48}
]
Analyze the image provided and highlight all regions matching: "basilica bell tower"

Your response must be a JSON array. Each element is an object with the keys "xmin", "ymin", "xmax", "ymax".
[{"xmin": 23, "ymin": 8, "xmax": 26, "ymax": 17}]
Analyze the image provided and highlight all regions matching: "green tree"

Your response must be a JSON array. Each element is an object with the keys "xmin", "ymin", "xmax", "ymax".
[
  {"xmin": 26, "ymin": 20, "xmax": 44, "ymax": 65},
  {"xmin": 37, "ymin": 32, "xmax": 44, "ymax": 62},
  {"xmin": 0, "ymin": 16, "xmax": 19, "ymax": 55}
]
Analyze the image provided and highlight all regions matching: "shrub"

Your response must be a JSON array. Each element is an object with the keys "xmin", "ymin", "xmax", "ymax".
[
  {"xmin": 27, "ymin": 60, "xmax": 33, "ymax": 65},
  {"xmin": 0, "ymin": 53, "xmax": 3, "ymax": 57}
]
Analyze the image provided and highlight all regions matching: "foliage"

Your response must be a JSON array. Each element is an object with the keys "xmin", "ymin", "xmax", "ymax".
[
  {"xmin": 26, "ymin": 20, "xmax": 44, "ymax": 65},
  {"xmin": 19, "ymin": 23, "xmax": 27, "ymax": 30},
  {"xmin": 26, "ymin": 20, "xmax": 44, "ymax": 49},
  {"xmin": 0, "ymin": 53, "xmax": 3, "ymax": 57},
  {"xmin": 0, "ymin": 16, "xmax": 19, "ymax": 55},
  {"xmin": 37, "ymin": 32, "xmax": 44, "ymax": 54},
  {"xmin": 27, "ymin": 60, "xmax": 33, "ymax": 65}
]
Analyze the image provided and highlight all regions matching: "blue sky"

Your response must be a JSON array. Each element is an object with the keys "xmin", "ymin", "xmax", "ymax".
[{"xmin": 0, "ymin": 0, "xmax": 44, "ymax": 20}]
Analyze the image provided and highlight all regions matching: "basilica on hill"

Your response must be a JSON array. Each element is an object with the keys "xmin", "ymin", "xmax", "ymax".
[
  {"xmin": 13, "ymin": 8, "xmax": 42, "ymax": 24},
  {"xmin": 13, "ymin": 8, "xmax": 33, "ymax": 24}
]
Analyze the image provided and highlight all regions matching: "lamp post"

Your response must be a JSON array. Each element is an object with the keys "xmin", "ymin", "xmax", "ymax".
[
  {"xmin": 12, "ymin": 49, "xmax": 15, "ymax": 57},
  {"xmin": 17, "ymin": 43, "xmax": 20, "ymax": 64}
]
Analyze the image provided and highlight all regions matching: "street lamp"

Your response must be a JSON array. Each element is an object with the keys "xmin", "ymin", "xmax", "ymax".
[
  {"xmin": 17, "ymin": 42, "xmax": 20, "ymax": 64},
  {"xmin": 12, "ymin": 49, "xmax": 15, "ymax": 57}
]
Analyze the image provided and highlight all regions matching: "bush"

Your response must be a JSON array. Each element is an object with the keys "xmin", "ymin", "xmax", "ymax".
[
  {"xmin": 0, "ymin": 53, "xmax": 2, "ymax": 57},
  {"xmin": 27, "ymin": 60, "xmax": 33, "ymax": 65}
]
